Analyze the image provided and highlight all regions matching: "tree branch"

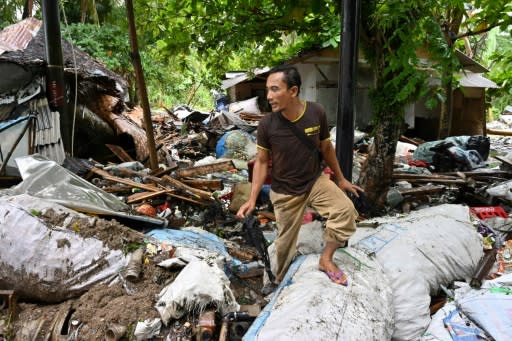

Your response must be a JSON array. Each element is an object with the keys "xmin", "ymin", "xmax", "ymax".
[{"xmin": 455, "ymin": 21, "xmax": 505, "ymax": 40}]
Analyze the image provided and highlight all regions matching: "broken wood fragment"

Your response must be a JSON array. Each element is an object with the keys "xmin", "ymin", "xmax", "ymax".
[
  {"xmin": 227, "ymin": 247, "xmax": 256, "ymax": 261},
  {"xmin": 90, "ymin": 167, "xmax": 159, "ymax": 192},
  {"xmin": 174, "ymin": 160, "xmax": 234, "ymax": 178},
  {"xmin": 161, "ymin": 175, "xmax": 213, "ymax": 201},
  {"xmin": 102, "ymin": 185, "xmax": 133, "ymax": 193},
  {"xmin": 399, "ymin": 135, "xmax": 421, "ymax": 146},
  {"xmin": 393, "ymin": 173, "xmax": 458, "ymax": 180},
  {"xmin": 106, "ymin": 144, "xmax": 135, "ymax": 162},
  {"xmin": 398, "ymin": 185, "xmax": 445, "ymax": 196},
  {"xmin": 126, "ymin": 190, "xmax": 168, "ymax": 204},
  {"xmin": 494, "ymin": 155, "xmax": 512, "ymax": 168},
  {"xmin": 181, "ymin": 179, "xmax": 223, "ymax": 191},
  {"xmin": 398, "ymin": 178, "xmax": 466, "ymax": 185},
  {"xmin": 439, "ymin": 170, "xmax": 511, "ymax": 177}
]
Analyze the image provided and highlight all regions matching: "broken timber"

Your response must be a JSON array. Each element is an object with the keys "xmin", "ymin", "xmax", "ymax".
[
  {"xmin": 174, "ymin": 160, "xmax": 234, "ymax": 178},
  {"xmin": 106, "ymin": 144, "xmax": 135, "ymax": 162},
  {"xmin": 398, "ymin": 185, "xmax": 446, "ymax": 196},
  {"xmin": 89, "ymin": 167, "xmax": 207, "ymax": 205}
]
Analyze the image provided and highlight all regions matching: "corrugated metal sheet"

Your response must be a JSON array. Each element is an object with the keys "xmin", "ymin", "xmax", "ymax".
[
  {"xmin": 30, "ymin": 97, "xmax": 65, "ymax": 164},
  {"xmin": 458, "ymin": 72, "xmax": 500, "ymax": 89},
  {"xmin": 0, "ymin": 17, "xmax": 41, "ymax": 55}
]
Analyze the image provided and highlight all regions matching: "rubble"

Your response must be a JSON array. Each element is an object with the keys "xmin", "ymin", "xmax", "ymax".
[{"xmin": 1, "ymin": 42, "xmax": 512, "ymax": 338}]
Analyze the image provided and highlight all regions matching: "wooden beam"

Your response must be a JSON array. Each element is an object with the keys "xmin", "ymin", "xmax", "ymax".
[
  {"xmin": 90, "ymin": 167, "xmax": 160, "ymax": 192},
  {"xmin": 398, "ymin": 185, "xmax": 446, "ymax": 196},
  {"xmin": 393, "ymin": 173, "xmax": 458, "ymax": 180},
  {"xmin": 181, "ymin": 179, "xmax": 223, "ymax": 191},
  {"xmin": 127, "ymin": 190, "xmax": 168, "ymax": 204},
  {"xmin": 106, "ymin": 144, "xmax": 135, "ymax": 162},
  {"xmin": 494, "ymin": 155, "xmax": 512, "ymax": 168},
  {"xmin": 162, "ymin": 175, "xmax": 212, "ymax": 200},
  {"xmin": 174, "ymin": 160, "xmax": 234, "ymax": 178},
  {"xmin": 487, "ymin": 128, "xmax": 512, "ymax": 137}
]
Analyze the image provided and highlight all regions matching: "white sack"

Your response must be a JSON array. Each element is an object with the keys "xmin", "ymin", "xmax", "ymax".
[
  {"xmin": 486, "ymin": 180, "xmax": 512, "ymax": 201},
  {"xmin": 246, "ymin": 250, "xmax": 394, "ymax": 341},
  {"xmin": 354, "ymin": 204, "xmax": 483, "ymax": 341},
  {"xmin": 0, "ymin": 194, "xmax": 127, "ymax": 303},
  {"xmin": 155, "ymin": 260, "xmax": 239, "ymax": 325}
]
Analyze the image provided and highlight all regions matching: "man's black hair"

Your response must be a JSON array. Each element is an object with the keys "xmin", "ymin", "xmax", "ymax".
[{"xmin": 268, "ymin": 65, "xmax": 301, "ymax": 94}]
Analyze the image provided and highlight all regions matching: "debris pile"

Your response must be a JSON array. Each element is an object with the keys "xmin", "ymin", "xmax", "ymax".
[{"xmin": 2, "ymin": 91, "xmax": 512, "ymax": 340}]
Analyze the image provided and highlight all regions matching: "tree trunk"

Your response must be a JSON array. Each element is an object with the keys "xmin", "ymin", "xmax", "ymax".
[
  {"xmin": 437, "ymin": 70, "xmax": 453, "ymax": 139},
  {"xmin": 359, "ymin": 111, "xmax": 403, "ymax": 212}
]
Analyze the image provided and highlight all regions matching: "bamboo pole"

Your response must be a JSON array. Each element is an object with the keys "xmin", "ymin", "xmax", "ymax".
[{"xmin": 125, "ymin": 0, "xmax": 158, "ymax": 171}]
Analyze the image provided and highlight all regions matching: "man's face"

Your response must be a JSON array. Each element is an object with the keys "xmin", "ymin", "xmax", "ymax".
[{"xmin": 266, "ymin": 72, "xmax": 298, "ymax": 113}]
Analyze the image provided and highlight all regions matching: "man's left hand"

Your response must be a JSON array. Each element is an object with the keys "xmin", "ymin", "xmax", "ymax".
[{"xmin": 338, "ymin": 178, "xmax": 364, "ymax": 197}]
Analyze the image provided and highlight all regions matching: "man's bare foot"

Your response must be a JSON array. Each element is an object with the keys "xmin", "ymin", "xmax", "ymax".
[
  {"xmin": 318, "ymin": 257, "xmax": 349, "ymax": 286},
  {"xmin": 318, "ymin": 257, "xmax": 339, "ymax": 273}
]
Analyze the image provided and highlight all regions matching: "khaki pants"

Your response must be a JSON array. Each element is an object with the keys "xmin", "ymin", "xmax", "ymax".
[{"xmin": 270, "ymin": 173, "xmax": 358, "ymax": 282}]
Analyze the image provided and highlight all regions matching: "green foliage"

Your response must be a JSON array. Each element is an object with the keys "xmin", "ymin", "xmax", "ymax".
[
  {"xmin": 134, "ymin": 0, "xmax": 340, "ymax": 79},
  {"xmin": 0, "ymin": 0, "xmax": 41, "ymax": 28},
  {"xmin": 62, "ymin": 22, "xmax": 131, "ymax": 74},
  {"xmin": 484, "ymin": 28, "xmax": 512, "ymax": 117}
]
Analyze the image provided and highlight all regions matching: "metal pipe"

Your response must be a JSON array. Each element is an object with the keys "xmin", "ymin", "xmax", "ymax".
[
  {"xmin": 336, "ymin": 0, "xmax": 361, "ymax": 181},
  {"xmin": 42, "ymin": 0, "xmax": 71, "ymax": 152}
]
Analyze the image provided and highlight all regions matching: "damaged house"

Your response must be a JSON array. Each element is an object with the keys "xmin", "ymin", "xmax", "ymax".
[
  {"xmin": 223, "ymin": 46, "xmax": 499, "ymax": 140},
  {"xmin": 0, "ymin": 17, "xmax": 148, "ymax": 177}
]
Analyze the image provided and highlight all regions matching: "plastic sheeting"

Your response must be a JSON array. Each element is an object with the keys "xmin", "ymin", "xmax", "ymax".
[
  {"xmin": 0, "ymin": 194, "xmax": 127, "ymax": 303},
  {"xmin": 1, "ymin": 154, "xmax": 165, "ymax": 226},
  {"xmin": 453, "ymin": 274, "xmax": 512, "ymax": 341},
  {"xmin": 147, "ymin": 227, "xmax": 230, "ymax": 271},
  {"xmin": 354, "ymin": 204, "xmax": 483, "ymax": 341},
  {"xmin": 421, "ymin": 301, "xmax": 490, "ymax": 341}
]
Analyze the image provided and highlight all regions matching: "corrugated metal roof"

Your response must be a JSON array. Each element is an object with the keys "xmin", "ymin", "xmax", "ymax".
[
  {"xmin": 458, "ymin": 72, "xmax": 499, "ymax": 89},
  {"xmin": 30, "ymin": 97, "xmax": 65, "ymax": 164},
  {"xmin": 0, "ymin": 17, "xmax": 41, "ymax": 55}
]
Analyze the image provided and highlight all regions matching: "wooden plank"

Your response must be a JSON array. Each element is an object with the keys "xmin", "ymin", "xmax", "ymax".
[
  {"xmin": 127, "ymin": 190, "xmax": 168, "ymax": 204},
  {"xmin": 494, "ymin": 155, "xmax": 512, "ymax": 168},
  {"xmin": 102, "ymin": 185, "xmax": 133, "ymax": 193},
  {"xmin": 398, "ymin": 185, "xmax": 445, "ymax": 196},
  {"xmin": 90, "ymin": 167, "xmax": 159, "ymax": 192},
  {"xmin": 181, "ymin": 179, "xmax": 223, "ymax": 191},
  {"xmin": 399, "ymin": 178, "xmax": 466, "ymax": 185},
  {"xmin": 106, "ymin": 144, "xmax": 135, "ymax": 162},
  {"xmin": 393, "ymin": 173, "xmax": 458, "ymax": 180},
  {"xmin": 399, "ymin": 135, "xmax": 421, "ymax": 146},
  {"xmin": 440, "ymin": 170, "xmax": 512, "ymax": 178},
  {"xmin": 487, "ymin": 128, "xmax": 512, "ymax": 136},
  {"xmin": 162, "ymin": 175, "xmax": 212, "ymax": 200},
  {"xmin": 111, "ymin": 167, "xmax": 213, "ymax": 201},
  {"xmin": 174, "ymin": 160, "xmax": 234, "ymax": 178}
]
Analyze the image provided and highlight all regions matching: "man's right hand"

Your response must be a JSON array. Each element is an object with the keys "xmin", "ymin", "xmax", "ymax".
[{"xmin": 237, "ymin": 200, "xmax": 256, "ymax": 218}]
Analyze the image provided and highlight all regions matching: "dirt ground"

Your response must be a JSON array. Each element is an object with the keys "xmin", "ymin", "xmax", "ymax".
[{"xmin": 1, "ymin": 207, "xmax": 265, "ymax": 340}]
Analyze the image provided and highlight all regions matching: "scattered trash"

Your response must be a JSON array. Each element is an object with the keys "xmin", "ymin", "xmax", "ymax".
[{"xmin": 155, "ymin": 260, "xmax": 239, "ymax": 324}]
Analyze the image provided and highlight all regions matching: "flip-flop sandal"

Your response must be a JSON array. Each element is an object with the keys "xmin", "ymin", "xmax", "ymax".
[{"xmin": 320, "ymin": 269, "xmax": 349, "ymax": 286}]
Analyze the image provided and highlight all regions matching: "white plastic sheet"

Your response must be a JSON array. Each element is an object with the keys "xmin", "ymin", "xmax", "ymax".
[
  {"xmin": 0, "ymin": 194, "xmax": 127, "ymax": 303},
  {"xmin": 354, "ymin": 204, "xmax": 483, "ymax": 341},
  {"xmin": 453, "ymin": 274, "xmax": 512, "ymax": 341}
]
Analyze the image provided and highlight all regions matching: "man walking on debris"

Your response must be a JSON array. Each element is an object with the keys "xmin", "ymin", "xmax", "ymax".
[{"xmin": 237, "ymin": 65, "xmax": 362, "ymax": 289}]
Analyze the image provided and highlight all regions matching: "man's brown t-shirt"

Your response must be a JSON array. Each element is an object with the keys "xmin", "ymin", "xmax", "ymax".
[{"xmin": 256, "ymin": 101, "xmax": 330, "ymax": 195}]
